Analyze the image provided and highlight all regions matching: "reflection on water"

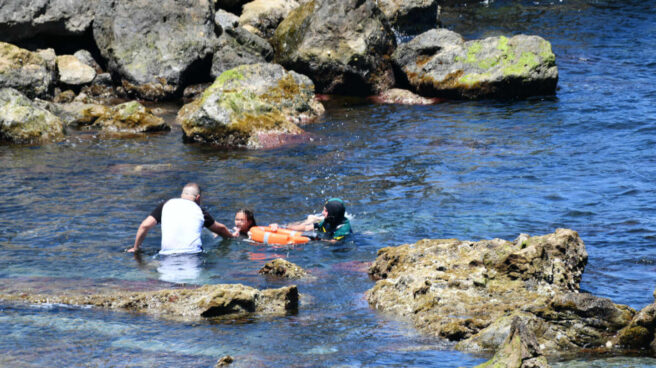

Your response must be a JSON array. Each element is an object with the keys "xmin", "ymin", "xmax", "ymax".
[{"xmin": 1, "ymin": 1, "xmax": 656, "ymax": 367}]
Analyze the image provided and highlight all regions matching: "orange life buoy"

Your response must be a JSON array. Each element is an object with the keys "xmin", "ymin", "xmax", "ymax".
[{"xmin": 248, "ymin": 226, "xmax": 310, "ymax": 245}]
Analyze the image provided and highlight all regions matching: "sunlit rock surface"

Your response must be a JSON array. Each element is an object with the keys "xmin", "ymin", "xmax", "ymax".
[
  {"xmin": 0, "ymin": 42, "xmax": 56, "ymax": 99},
  {"xmin": 475, "ymin": 316, "xmax": 550, "ymax": 368},
  {"xmin": 259, "ymin": 258, "xmax": 308, "ymax": 279},
  {"xmin": 392, "ymin": 28, "xmax": 558, "ymax": 99},
  {"xmin": 56, "ymin": 54, "xmax": 96, "ymax": 86},
  {"xmin": 366, "ymin": 229, "xmax": 635, "ymax": 356},
  {"xmin": 93, "ymin": 101, "xmax": 170, "ymax": 134},
  {"xmin": 1, "ymin": 283, "xmax": 299, "ymax": 321},
  {"xmin": 0, "ymin": 88, "xmax": 64, "ymax": 144},
  {"xmin": 177, "ymin": 63, "xmax": 324, "ymax": 149},
  {"xmin": 271, "ymin": 0, "xmax": 396, "ymax": 95},
  {"xmin": 377, "ymin": 0, "xmax": 439, "ymax": 35}
]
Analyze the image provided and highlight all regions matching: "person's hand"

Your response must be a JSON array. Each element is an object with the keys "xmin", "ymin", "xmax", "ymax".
[
  {"xmin": 269, "ymin": 223, "xmax": 279, "ymax": 232},
  {"xmin": 306, "ymin": 214, "xmax": 322, "ymax": 223},
  {"xmin": 126, "ymin": 246, "xmax": 138, "ymax": 253},
  {"xmin": 231, "ymin": 227, "xmax": 240, "ymax": 237}
]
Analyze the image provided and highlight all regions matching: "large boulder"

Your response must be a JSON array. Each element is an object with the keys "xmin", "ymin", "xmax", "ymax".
[
  {"xmin": 366, "ymin": 229, "xmax": 635, "ymax": 356},
  {"xmin": 238, "ymin": 0, "xmax": 303, "ymax": 39},
  {"xmin": 259, "ymin": 258, "xmax": 308, "ymax": 279},
  {"xmin": 0, "ymin": 283, "xmax": 299, "ymax": 321},
  {"xmin": 177, "ymin": 63, "xmax": 324, "ymax": 149},
  {"xmin": 377, "ymin": 0, "xmax": 439, "ymax": 35},
  {"xmin": 392, "ymin": 28, "xmax": 558, "ymax": 99},
  {"xmin": 0, "ymin": 0, "xmax": 96, "ymax": 43},
  {"xmin": 93, "ymin": 0, "xmax": 216, "ymax": 100},
  {"xmin": 211, "ymin": 24, "xmax": 274, "ymax": 78},
  {"xmin": 0, "ymin": 42, "xmax": 57, "ymax": 98},
  {"xmin": 0, "ymin": 88, "xmax": 64, "ymax": 144},
  {"xmin": 56, "ymin": 55, "xmax": 96, "ymax": 86},
  {"xmin": 271, "ymin": 0, "xmax": 396, "ymax": 95},
  {"xmin": 93, "ymin": 101, "xmax": 170, "ymax": 134}
]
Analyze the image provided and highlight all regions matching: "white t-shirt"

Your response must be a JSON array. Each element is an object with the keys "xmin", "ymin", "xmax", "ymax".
[{"xmin": 150, "ymin": 198, "xmax": 214, "ymax": 255}]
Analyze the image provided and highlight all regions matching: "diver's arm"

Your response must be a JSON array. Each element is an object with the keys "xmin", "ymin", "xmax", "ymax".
[{"xmin": 128, "ymin": 215, "xmax": 157, "ymax": 252}]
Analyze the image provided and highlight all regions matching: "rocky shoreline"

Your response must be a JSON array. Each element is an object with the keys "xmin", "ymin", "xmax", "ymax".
[{"xmin": 1, "ymin": 0, "xmax": 557, "ymax": 148}]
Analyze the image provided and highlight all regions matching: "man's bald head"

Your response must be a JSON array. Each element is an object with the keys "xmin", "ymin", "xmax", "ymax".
[{"xmin": 181, "ymin": 183, "xmax": 201, "ymax": 203}]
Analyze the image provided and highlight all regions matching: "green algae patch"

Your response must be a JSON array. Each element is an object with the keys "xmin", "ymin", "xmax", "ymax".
[
  {"xmin": 464, "ymin": 41, "xmax": 482, "ymax": 64},
  {"xmin": 503, "ymin": 51, "xmax": 540, "ymax": 76}
]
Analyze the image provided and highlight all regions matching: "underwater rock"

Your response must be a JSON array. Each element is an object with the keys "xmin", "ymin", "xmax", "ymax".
[
  {"xmin": 392, "ymin": 28, "xmax": 558, "ymax": 99},
  {"xmin": 93, "ymin": 0, "xmax": 215, "ymax": 100},
  {"xmin": 239, "ymin": 0, "xmax": 303, "ymax": 39},
  {"xmin": 0, "ymin": 0, "xmax": 96, "ymax": 43},
  {"xmin": 259, "ymin": 258, "xmax": 308, "ymax": 279},
  {"xmin": 271, "ymin": 0, "xmax": 396, "ymax": 95},
  {"xmin": 215, "ymin": 355, "xmax": 234, "ymax": 367},
  {"xmin": 377, "ymin": 0, "xmax": 439, "ymax": 35},
  {"xmin": 0, "ymin": 88, "xmax": 64, "ymax": 144},
  {"xmin": 370, "ymin": 88, "xmax": 440, "ymax": 105},
  {"xmin": 1, "ymin": 284, "xmax": 298, "ymax": 321},
  {"xmin": 56, "ymin": 55, "xmax": 96, "ymax": 86},
  {"xmin": 211, "ymin": 25, "xmax": 274, "ymax": 78},
  {"xmin": 366, "ymin": 229, "xmax": 635, "ymax": 356},
  {"xmin": 177, "ymin": 63, "xmax": 324, "ymax": 149},
  {"xmin": 0, "ymin": 42, "xmax": 57, "ymax": 99},
  {"xmin": 475, "ymin": 316, "xmax": 550, "ymax": 368},
  {"xmin": 93, "ymin": 101, "xmax": 170, "ymax": 134}
]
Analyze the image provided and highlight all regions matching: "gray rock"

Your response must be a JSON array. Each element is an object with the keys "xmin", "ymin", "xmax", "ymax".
[
  {"xmin": 0, "ymin": 88, "xmax": 64, "ymax": 144},
  {"xmin": 93, "ymin": 0, "xmax": 216, "ymax": 100},
  {"xmin": 215, "ymin": 9, "xmax": 240, "ymax": 32},
  {"xmin": 93, "ymin": 101, "xmax": 170, "ymax": 134},
  {"xmin": 177, "ymin": 63, "xmax": 324, "ymax": 149},
  {"xmin": 73, "ymin": 50, "xmax": 103, "ymax": 73},
  {"xmin": 35, "ymin": 99, "xmax": 108, "ymax": 127},
  {"xmin": 392, "ymin": 28, "xmax": 558, "ymax": 99},
  {"xmin": 239, "ymin": 0, "xmax": 302, "ymax": 39},
  {"xmin": 259, "ymin": 258, "xmax": 308, "ymax": 279},
  {"xmin": 377, "ymin": 0, "xmax": 439, "ymax": 35},
  {"xmin": 56, "ymin": 55, "xmax": 96, "ymax": 86},
  {"xmin": 0, "ymin": 0, "xmax": 96, "ymax": 43},
  {"xmin": 211, "ymin": 26, "xmax": 274, "ymax": 78},
  {"xmin": 0, "ymin": 42, "xmax": 56, "ymax": 98},
  {"xmin": 370, "ymin": 88, "xmax": 439, "ymax": 105},
  {"xmin": 474, "ymin": 316, "xmax": 550, "ymax": 368},
  {"xmin": 271, "ymin": 0, "xmax": 396, "ymax": 95}
]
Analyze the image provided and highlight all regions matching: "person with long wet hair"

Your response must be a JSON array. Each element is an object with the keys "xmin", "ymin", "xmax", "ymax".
[{"xmin": 233, "ymin": 208, "xmax": 257, "ymax": 236}]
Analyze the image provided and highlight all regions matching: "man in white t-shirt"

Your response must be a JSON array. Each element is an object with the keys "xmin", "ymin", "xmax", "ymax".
[{"xmin": 127, "ymin": 183, "xmax": 234, "ymax": 254}]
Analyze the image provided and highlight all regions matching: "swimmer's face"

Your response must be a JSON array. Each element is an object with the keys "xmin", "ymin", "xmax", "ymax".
[
  {"xmin": 235, "ymin": 211, "xmax": 250, "ymax": 232},
  {"xmin": 322, "ymin": 207, "xmax": 328, "ymax": 217}
]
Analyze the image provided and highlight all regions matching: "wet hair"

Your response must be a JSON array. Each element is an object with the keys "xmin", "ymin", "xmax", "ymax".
[
  {"xmin": 182, "ymin": 182, "xmax": 201, "ymax": 197},
  {"xmin": 236, "ymin": 208, "xmax": 256, "ymax": 233},
  {"xmin": 324, "ymin": 198, "xmax": 346, "ymax": 227}
]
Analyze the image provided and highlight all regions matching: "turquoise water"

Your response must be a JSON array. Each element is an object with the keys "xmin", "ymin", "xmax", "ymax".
[{"xmin": 2, "ymin": 0, "xmax": 656, "ymax": 366}]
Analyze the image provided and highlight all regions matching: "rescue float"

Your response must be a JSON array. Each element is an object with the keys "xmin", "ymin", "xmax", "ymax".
[{"xmin": 248, "ymin": 226, "xmax": 310, "ymax": 245}]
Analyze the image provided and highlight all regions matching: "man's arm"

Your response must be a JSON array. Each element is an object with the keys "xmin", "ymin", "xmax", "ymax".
[
  {"xmin": 127, "ymin": 216, "xmax": 157, "ymax": 252},
  {"xmin": 209, "ymin": 221, "xmax": 235, "ymax": 238}
]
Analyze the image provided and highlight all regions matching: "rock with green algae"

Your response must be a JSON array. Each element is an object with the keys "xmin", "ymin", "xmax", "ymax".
[
  {"xmin": 93, "ymin": 101, "xmax": 170, "ymax": 134},
  {"xmin": 259, "ymin": 258, "xmax": 309, "ymax": 279},
  {"xmin": 392, "ymin": 28, "xmax": 558, "ymax": 99},
  {"xmin": 35, "ymin": 100, "xmax": 109, "ymax": 127},
  {"xmin": 238, "ymin": 0, "xmax": 303, "ymax": 39},
  {"xmin": 0, "ymin": 88, "xmax": 64, "ymax": 144},
  {"xmin": 475, "ymin": 316, "xmax": 550, "ymax": 368},
  {"xmin": 270, "ymin": 0, "xmax": 396, "ymax": 95},
  {"xmin": 177, "ymin": 63, "xmax": 324, "ymax": 149},
  {"xmin": 613, "ymin": 288, "xmax": 656, "ymax": 352},
  {"xmin": 366, "ymin": 228, "xmax": 635, "ymax": 356},
  {"xmin": 0, "ymin": 284, "xmax": 298, "ymax": 321},
  {"xmin": 0, "ymin": 42, "xmax": 57, "ymax": 99}
]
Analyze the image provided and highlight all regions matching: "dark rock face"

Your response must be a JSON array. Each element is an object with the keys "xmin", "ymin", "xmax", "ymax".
[
  {"xmin": 211, "ymin": 26, "xmax": 274, "ymax": 78},
  {"xmin": 366, "ymin": 229, "xmax": 635, "ymax": 356},
  {"xmin": 93, "ymin": 0, "xmax": 216, "ymax": 100},
  {"xmin": 392, "ymin": 28, "xmax": 558, "ymax": 99},
  {"xmin": 177, "ymin": 63, "xmax": 324, "ymax": 149},
  {"xmin": 271, "ymin": 0, "xmax": 396, "ymax": 95},
  {"xmin": 0, "ymin": 88, "xmax": 64, "ymax": 144},
  {"xmin": 0, "ymin": 0, "xmax": 97, "ymax": 43},
  {"xmin": 377, "ymin": 0, "xmax": 439, "ymax": 35}
]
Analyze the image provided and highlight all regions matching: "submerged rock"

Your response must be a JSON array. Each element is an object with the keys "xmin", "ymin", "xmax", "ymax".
[
  {"xmin": 475, "ymin": 316, "xmax": 550, "ymax": 368},
  {"xmin": 392, "ymin": 29, "xmax": 558, "ymax": 99},
  {"xmin": 366, "ymin": 229, "xmax": 635, "ymax": 356},
  {"xmin": 93, "ymin": 101, "xmax": 170, "ymax": 133},
  {"xmin": 0, "ymin": 42, "xmax": 57, "ymax": 98},
  {"xmin": 177, "ymin": 63, "xmax": 324, "ymax": 149},
  {"xmin": 370, "ymin": 88, "xmax": 440, "ymax": 105},
  {"xmin": 93, "ymin": 0, "xmax": 215, "ymax": 100},
  {"xmin": 1, "ymin": 284, "xmax": 298, "ymax": 321},
  {"xmin": 271, "ymin": 0, "xmax": 396, "ymax": 95},
  {"xmin": 0, "ymin": 0, "xmax": 97, "ymax": 43},
  {"xmin": 0, "ymin": 88, "xmax": 64, "ymax": 144},
  {"xmin": 215, "ymin": 355, "xmax": 234, "ymax": 367},
  {"xmin": 377, "ymin": 0, "xmax": 439, "ymax": 35},
  {"xmin": 259, "ymin": 258, "xmax": 308, "ymax": 279}
]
